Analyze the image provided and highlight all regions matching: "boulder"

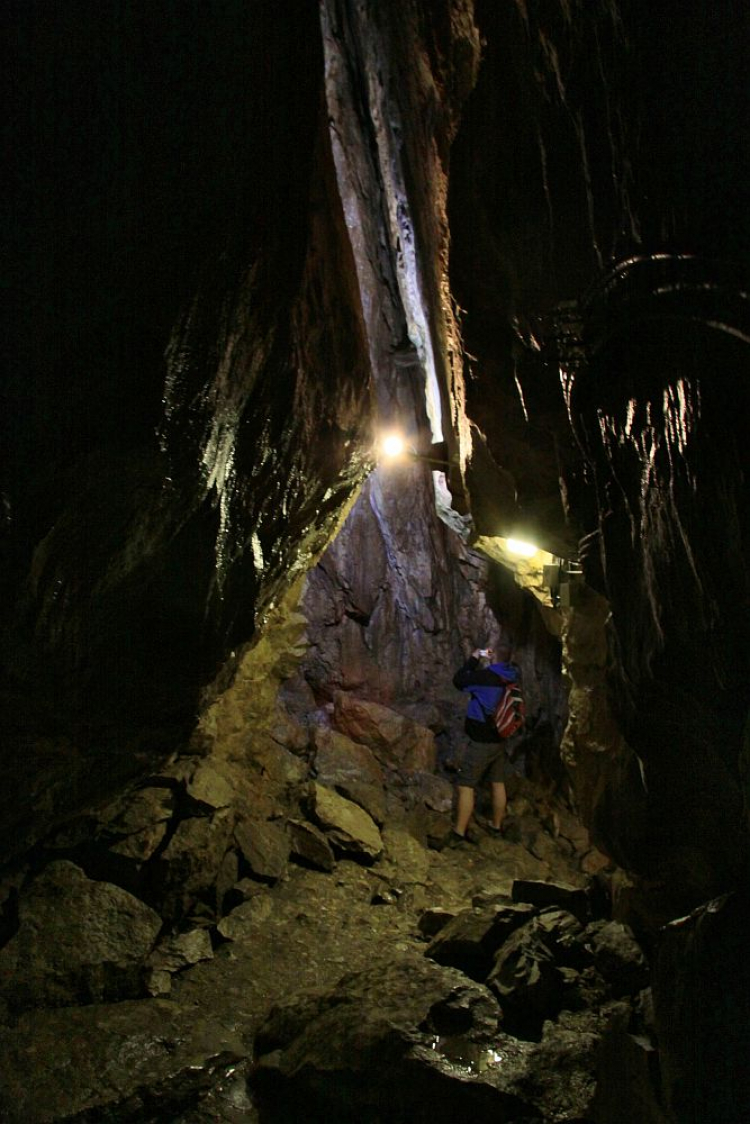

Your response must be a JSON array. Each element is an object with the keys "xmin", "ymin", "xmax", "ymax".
[
  {"xmin": 0, "ymin": 860, "xmax": 162, "ymax": 1012},
  {"xmin": 217, "ymin": 893, "xmax": 274, "ymax": 941},
  {"xmin": 332, "ymin": 693, "xmax": 436, "ymax": 774},
  {"xmin": 511, "ymin": 878, "xmax": 591, "ymax": 923},
  {"xmin": 407, "ymin": 771, "xmax": 454, "ymax": 814},
  {"xmin": 149, "ymin": 809, "xmax": 234, "ymax": 922},
  {"xmin": 148, "ymin": 929, "xmax": 214, "ymax": 974},
  {"xmin": 288, "ymin": 819, "xmax": 336, "ymax": 873},
  {"xmin": 0, "ymin": 998, "xmax": 246, "ymax": 1122},
  {"xmin": 312, "ymin": 726, "xmax": 385, "ymax": 789},
  {"xmin": 233, "ymin": 817, "xmax": 290, "ymax": 882},
  {"xmin": 379, "ymin": 827, "xmax": 430, "ymax": 886},
  {"xmin": 486, "ymin": 920, "xmax": 567, "ymax": 1041},
  {"xmin": 185, "ymin": 759, "xmax": 237, "ymax": 810},
  {"xmin": 584, "ymin": 919, "xmax": 649, "ymax": 997},
  {"xmin": 307, "ymin": 782, "xmax": 383, "ymax": 862},
  {"xmin": 101, "ymin": 785, "xmax": 176, "ymax": 863},
  {"xmin": 426, "ymin": 903, "xmax": 537, "ymax": 982},
  {"xmin": 417, "ymin": 908, "xmax": 457, "ymax": 939},
  {"xmin": 251, "ymin": 954, "xmax": 536, "ymax": 1122}
]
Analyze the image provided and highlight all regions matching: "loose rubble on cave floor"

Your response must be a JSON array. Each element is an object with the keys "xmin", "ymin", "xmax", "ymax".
[{"xmin": 0, "ymin": 693, "xmax": 664, "ymax": 1123}]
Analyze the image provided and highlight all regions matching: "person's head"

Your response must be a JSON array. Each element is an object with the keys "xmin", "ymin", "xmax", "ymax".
[{"xmin": 494, "ymin": 642, "xmax": 512, "ymax": 663}]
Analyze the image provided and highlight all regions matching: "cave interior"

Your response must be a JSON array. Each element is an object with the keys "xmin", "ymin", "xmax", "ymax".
[{"xmin": 1, "ymin": 1, "xmax": 749, "ymax": 1121}]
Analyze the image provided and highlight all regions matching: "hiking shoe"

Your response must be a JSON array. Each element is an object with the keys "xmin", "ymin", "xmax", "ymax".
[{"xmin": 445, "ymin": 831, "xmax": 476, "ymax": 850}]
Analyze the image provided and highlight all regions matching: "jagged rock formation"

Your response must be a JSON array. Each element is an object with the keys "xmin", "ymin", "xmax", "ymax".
[{"xmin": 2, "ymin": 1, "xmax": 749, "ymax": 1121}]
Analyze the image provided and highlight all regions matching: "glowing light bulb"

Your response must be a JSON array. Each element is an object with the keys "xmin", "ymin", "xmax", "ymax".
[
  {"xmin": 506, "ymin": 538, "xmax": 537, "ymax": 557},
  {"xmin": 380, "ymin": 433, "xmax": 406, "ymax": 459}
]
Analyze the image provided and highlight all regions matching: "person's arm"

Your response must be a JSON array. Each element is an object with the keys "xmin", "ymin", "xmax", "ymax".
[
  {"xmin": 452, "ymin": 655, "xmax": 480, "ymax": 690},
  {"xmin": 453, "ymin": 650, "xmax": 505, "ymax": 690}
]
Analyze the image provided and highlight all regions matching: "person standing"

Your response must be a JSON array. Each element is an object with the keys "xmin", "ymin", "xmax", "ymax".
[{"xmin": 447, "ymin": 643, "xmax": 520, "ymax": 847}]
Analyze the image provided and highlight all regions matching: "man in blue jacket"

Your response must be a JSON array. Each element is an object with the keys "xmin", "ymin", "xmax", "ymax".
[{"xmin": 447, "ymin": 643, "xmax": 520, "ymax": 847}]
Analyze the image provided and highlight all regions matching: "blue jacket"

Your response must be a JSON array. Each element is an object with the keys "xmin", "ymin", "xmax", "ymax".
[{"xmin": 453, "ymin": 657, "xmax": 519, "ymax": 742}]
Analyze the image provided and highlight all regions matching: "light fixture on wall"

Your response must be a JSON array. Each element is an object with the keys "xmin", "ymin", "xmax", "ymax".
[{"xmin": 376, "ymin": 430, "xmax": 449, "ymax": 469}]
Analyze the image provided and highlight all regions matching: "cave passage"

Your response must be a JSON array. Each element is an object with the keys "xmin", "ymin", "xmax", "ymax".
[{"xmin": 2, "ymin": 0, "xmax": 749, "ymax": 1120}]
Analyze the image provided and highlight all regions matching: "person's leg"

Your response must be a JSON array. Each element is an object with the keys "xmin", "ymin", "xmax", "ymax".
[
  {"xmin": 454, "ymin": 784, "xmax": 475, "ymax": 836},
  {"xmin": 490, "ymin": 780, "xmax": 507, "ymax": 830}
]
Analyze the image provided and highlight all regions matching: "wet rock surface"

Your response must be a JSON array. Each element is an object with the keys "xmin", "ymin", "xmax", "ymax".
[{"xmin": 0, "ymin": 729, "xmax": 653, "ymax": 1122}]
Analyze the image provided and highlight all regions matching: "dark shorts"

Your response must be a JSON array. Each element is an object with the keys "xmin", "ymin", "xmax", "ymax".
[{"xmin": 456, "ymin": 738, "xmax": 509, "ymax": 788}]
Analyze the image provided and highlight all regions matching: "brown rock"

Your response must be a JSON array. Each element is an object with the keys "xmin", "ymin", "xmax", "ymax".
[
  {"xmin": 312, "ymin": 726, "xmax": 385, "ymax": 788},
  {"xmin": 308, "ymin": 782, "xmax": 383, "ymax": 862},
  {"xmin": 151, "ymin": 809, "xmax": 234, "ymax": 922},
  {"xmin": 234, "ymin": 817, "xmax": 290, "ymax": 882},
  {"xmin": 0, "ymin": 861, "xmax": 162, "ymax": 1011},
  {"xmin": 288, "ymin": 819, "xmax": 336, "ymax": 873},
  {"xmin": 332, "ymin": 693, "xmax": 436, "ymax": 774}
]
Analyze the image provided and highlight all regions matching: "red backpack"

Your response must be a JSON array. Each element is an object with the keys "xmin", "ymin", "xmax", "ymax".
[{"xmin": 493, "ymin": 678, "xmax": 526, "ymax": 738}]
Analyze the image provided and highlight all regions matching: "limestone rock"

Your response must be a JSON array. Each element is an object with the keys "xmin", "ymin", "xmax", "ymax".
[
  {"xmin": 417, "ymin": 907, "xmax": 457, "ymax": 939},
  {"xmin": 307, "ymin": 782, "xmax": 383, "ymax": 862},
  {"xmin": 0, "ymin": 860, "xmax": 162, "ymax": 1011},
  {"xmin": 0, "ymin": 998, "xmax": 246, "ymax": 1122},
  {"xmin": 269, "ymin": 705, "xmax": 310, "ymax": 755},
  {"xmin": 234, "ymin": 817, "xmax": 290, "ymax": 882},
  {"xmin": 110, "ymin": 822, "xmax": 169, "ymax": 862},
  {"xmin": 332, "ymin": 693, "xmax": 436, "ymax": 774},
  {"xmin": 288, "ymin": 819, "xmax": 336, "ymax": 873},
  {"xmin": 214, "ymin": 847, "xmax": 240, "ymax": 912},
  {"xmin": 590, "ymin": 1002, "xmax": 668, "ymax": 1123}
]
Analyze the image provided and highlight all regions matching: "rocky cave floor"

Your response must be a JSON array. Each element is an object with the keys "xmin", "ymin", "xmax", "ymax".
[{"xmin": 0, "ymin": 693, "xmax": 660, "ymax": 1123}]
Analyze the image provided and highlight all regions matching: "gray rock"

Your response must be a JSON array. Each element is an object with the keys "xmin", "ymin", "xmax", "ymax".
[
  {"xmin": 486, "ymin": 920, "xmax": 567, "ymax": 1041},
  {"xmin": 511, "ymin": 878, "xmax": 591, "ymax": 922},
  {"xmin": 288, "ymin": 819, "xmax": 336, "ymax": 872},
  {"xmin": 426, "ymin": 902, "xmax": 537, "ymax": 981},
  {"xmin": 234, "ymin": 817, "xmax": 290, "ymax": 881},
  {"xmin": 308, "ymin": 782, "xmax": 383, "ymax": 862},
  {"xmin": 0, "ymin": 860, "xmax": 162, "ymax": 1011},
  {"xmin": 584, "ymin": 919, "xmax": 649, "ymax": 996},
  {"xmin": 407, "ymin": 770, "xmax": 454, "ymax": 814},
  {"xmin": 0, "ymin": 998, "xmax": 246, "ymax": 1122}
]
